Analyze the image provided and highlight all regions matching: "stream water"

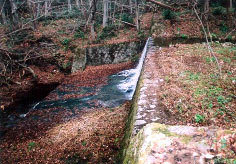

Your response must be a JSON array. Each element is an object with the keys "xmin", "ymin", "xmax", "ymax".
[{"xmin": 33, "ymin": 39, "xmax": 150, "ymax": 111}]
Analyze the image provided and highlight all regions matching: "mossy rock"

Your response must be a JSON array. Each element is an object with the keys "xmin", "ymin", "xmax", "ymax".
[
  {"xmin": 123, "ymin": 123, "xmax": 236, "ymax": 164},
  {"xmin": 71, "ymin": 48, "xmax": 86, "ymax": 72}
]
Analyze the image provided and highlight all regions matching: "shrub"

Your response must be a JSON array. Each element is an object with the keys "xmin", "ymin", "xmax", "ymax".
[
  {"xmin": 180, "ymin": 34, "xmax": 188, "ymax": 39},
  {"xmin": 213, "ymin": 6, "xmax": 225, "ymax": 15},
  {"xmin": 61, "ymin": 38, "xmax": 72, "ymax": 50},
  {"xmin": 194, "ymin": 114, "xmax": 204, "ymax": 123},
  {"xmin": 28, "ymin": 142, "xmax": 36, "ymax": 151},
  {"xmin": 162, "ymin": 9, "xmax": 175, "ymax": 20},
  {"xmin": 219, "ymin": 23, "xmax": 229, "ymax": 33},
  {"xmin": 137, "ymin": 30, "xmax": 146, "ymax": 40},
  {"xmin": 120, "ymin": 13, "xmax": 134, "ymax": 24},
  {"xmin": 74, "ymin": 31, "xmax": 85, "ymax": 39},
  {"xmin": 97, "ymin": 25, "xmax": 116, "ymax": 41},
  {"xmin": 61, "ymin": 38, "xmax": 71, "ymax": 46},
  {"xmin": 211, "ymin": 33, "xmax": 218, "ymax": 39}
]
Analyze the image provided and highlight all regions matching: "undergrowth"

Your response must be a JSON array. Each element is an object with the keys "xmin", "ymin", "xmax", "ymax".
[{"xmin": 158, "ymin": 43, "xmax": 236, "ymax": 128}]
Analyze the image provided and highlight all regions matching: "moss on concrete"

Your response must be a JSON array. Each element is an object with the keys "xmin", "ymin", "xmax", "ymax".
[{"xmin": 119, "ymin": 69, "xmax": 144, "ymax": 163}]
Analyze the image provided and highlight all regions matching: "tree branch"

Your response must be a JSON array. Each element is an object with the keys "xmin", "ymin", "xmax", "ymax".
[{"xmin": 192, "ymin": 1, "xmax": 221, "ymax": 76}]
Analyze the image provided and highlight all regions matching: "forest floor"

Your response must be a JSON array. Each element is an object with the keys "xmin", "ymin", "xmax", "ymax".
[{"xmin": 153, "ymin": 43, "xmax": 236, "ymax": 129}]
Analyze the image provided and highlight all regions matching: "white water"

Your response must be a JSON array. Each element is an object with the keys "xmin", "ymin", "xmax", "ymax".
[
  {"xmin": 117, "ymin": 37, "xmax": 152, "ymax": 99},
  {"xmin": 29, "ymin": 38, "xmax": 153, "ymax": 110}
]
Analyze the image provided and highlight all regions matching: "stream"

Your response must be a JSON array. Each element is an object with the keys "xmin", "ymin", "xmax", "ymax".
[
  {"xmin": 0, "ymin": 39, "xmax": 149, "ymax": 136},
  {"xmin": 33, "ymin": 40, "xmax": 149, "ymax": 110}
]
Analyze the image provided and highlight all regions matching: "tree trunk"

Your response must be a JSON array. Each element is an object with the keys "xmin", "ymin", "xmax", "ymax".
[
  {"xmin": 36, "ymin": 2, "xmax": 41, "ymax": 18},
  {"xmin": 90, "ymin": 0, "xmax": 98, "ymax": 40},
  {"xmin": 135, "ymin": 0, "xmax": 140, "ymax": 31},
  {"xmin": 230, "ymin": 0, "xmax": 233, "ymax": 11},
  {"xmin": 0, "ymin": 0, "xmax": 7, "ymax": 24},
  {"xmin": 80, "ymin": 0, "xmax": 87, "ymax": 20},
  {"xmin": 129, "ymin": 0, "xmax": 132, "ymax": 13},
  {"xmin": 204, "ymin": 0, "xmax": 209, "ymax": 19},
  {"xmin": 76, "ymin": 0, "xmax": 80, "ymax": 8},
  {"xmin": 1, "ymin": 11, "xmax": 7, "ymax": 24},
  {"xmin": 68, "ymin": 0, "xmax": 72, "ymax": 11},
  {"xmin": 91, "ymin": 20, "xmax": 95, "ymax": 40},
  {"xmin": 103, "ymin": 0, "xmax": 108, "ymax": 28},
  {"xmin": 9, "ymin": 0, "xmax": 19, "ymax": 26},
  {"xmin": 112, "ymin": 0, "xmax": 116, "ymax": 24},
  {"xmin": 226, "ymin": 0, "xmax": 232, "ymax": 18},
  {"xmin": 27, "ymin": 0, "xmax": 32, "ymax": 9},
  {"xmin": 45, "ymin": 0, "xmax": 49, "ymax": 17}
]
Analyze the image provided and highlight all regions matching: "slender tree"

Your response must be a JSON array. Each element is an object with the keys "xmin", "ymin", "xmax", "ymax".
[
  {"xmin": 9, "ymin": 0, "xmax": 19, "ymax": 26},
  {"xmin": 45, "ymin": 0, "xmax": 49, "ymax": 16},
  {"xmin": 135, "ymin": 0, "xmax": 140, "ymax": 31},
  {"xmin": 76, "ymin": 0, "xmax": 80, "ymax": 9},
  {"xmin": 36, "ymin": 2, "xmax": 41, "ymax": 18},
  {"xmin": 68, "ymin": 0, "xmax": 72, "ymax": 11},
  {"xmin": 204, "ymin": 0, "xmax": 209, "ymax": 19},
  {"xmin": 103, "ymin": 0, "xmax": 108, "ymax": 28},
  {"xmin": 0, "ymin": 0, "xmax": 7, "ymax": 24},
  {"xmin": 129, "ymin": 0, "xmax": 132, "ymax": 13}
]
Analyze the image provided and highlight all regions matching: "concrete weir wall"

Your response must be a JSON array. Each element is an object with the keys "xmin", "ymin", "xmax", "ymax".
[{"xmin": 121, "ymin": 39, "xmax": 235, "ymax": 163}]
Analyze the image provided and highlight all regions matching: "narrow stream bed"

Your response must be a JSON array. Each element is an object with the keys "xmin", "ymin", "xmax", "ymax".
[{"xmin": 0, "ymin": 39, "xmax": 147, "ymax": 135}]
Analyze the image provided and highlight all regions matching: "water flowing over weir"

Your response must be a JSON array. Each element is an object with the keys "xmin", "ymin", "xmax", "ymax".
[
  {"xmin": 33, "ymin": 38, "xmax": 151, "ymax": 111},
  {"xmin": 117, "ymin": 37, "xmax": 151, "ymax": 99}
]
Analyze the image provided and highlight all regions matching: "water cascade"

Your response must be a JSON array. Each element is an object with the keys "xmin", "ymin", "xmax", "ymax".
[{"xmin": 33, "ymin": 38, "xmax": 152, "ymax": 110}]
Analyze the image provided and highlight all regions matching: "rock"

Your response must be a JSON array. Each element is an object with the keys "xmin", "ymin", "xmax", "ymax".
[
  {"xmin": 19, "ymin": 114, "xmax": 27, "ymax": 118},
  {"xmin": 71, "ymin": 48, "xmax": 86, "ymax": 73},
  {"xmin": 123, "ymin": 123, "xmax": 236, "ymax": 164},
  {"xmin": 86, "ymin": 41, "xmax": 144, "ymax": 66},
  {"xmin": 134, "ymin": 120, "xmax": 147, "ymax": 126},
  {"xmin": 222, "ymin": 42, "xmax": 235, "ymax": 48}
]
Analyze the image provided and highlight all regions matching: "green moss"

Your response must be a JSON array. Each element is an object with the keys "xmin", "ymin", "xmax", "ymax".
[
  {"xmin": 152, "ymin": 124, "xmax": 193, "ymax": 144},
  {"xmin": 180, "ymin": 135, "xmax": 193, "ymax": 144}
]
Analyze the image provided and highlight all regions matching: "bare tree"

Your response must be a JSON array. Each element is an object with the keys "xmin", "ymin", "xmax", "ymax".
[
  {"xmin": 192, "ymin": 0, "xmax": 221, "ymax": 75},
  {"xmin": 135, "ymin": 0, "xmax": 140, "ymax": 31},
  {"xmin": 9, "ymin": 0, "xmax": 19, "ymax": 25},
  {"xmin": 45, "ymin": 0, "xmax": 49, "ymax": 17},
  {"xmin": 204, "ymin": 0, "xmax": 209, "ymax": 19},
  {"xmin": 68, "ymin": 0, "xmax": 72, "ymax": 11},
  {"xmin": 0, "ymin": 0, "xmax": 7, "ymax": 24},
  {"xmin": 230, "ymin": 0, "xmax": 233, "ymax": 9},
  {"xmin": 76, "ymin": 0, "xmax": 80, "ymax": 9},
  {"xmin": 103, "ymin": 0, "xmax": 108, "ymax": 28},
  {"xmin": 36, "ymin": 2, "xmax": 41, "ymax": 18},
  {"xmin": 129, "ymin": 0, "xmax": 133, "ymax": 13},
  {"xmin": 86, "ymin": 0, "xmax": 98, "ymax": 40}
]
